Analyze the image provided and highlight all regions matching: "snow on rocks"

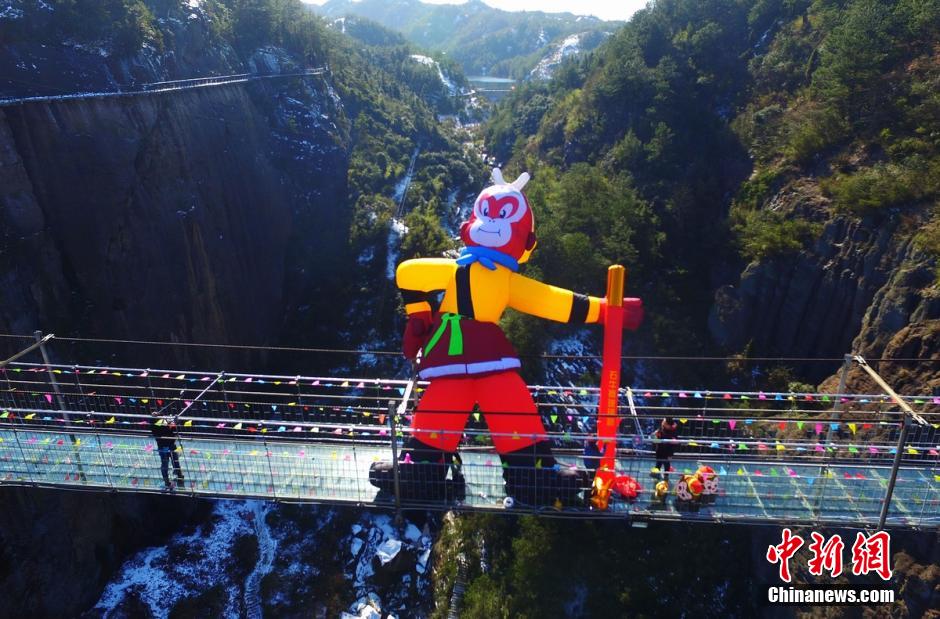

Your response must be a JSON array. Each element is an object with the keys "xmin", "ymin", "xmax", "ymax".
[
  {"xmin": 344, "ymin": 513, "xmax": 435, "ymax": 617},
  {"xmin": 375, "ymin": 539, "xmax": 403, "ymax": 566},
  {"xmin": 403, "ymin": 523, "xmax": 421, "ymax": 543},
  {"xmin": 342, "ymin": 593, "xmax": 385, "ymax": 619}
]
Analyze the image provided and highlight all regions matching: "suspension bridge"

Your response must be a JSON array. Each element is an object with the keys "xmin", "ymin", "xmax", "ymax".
[
  {"xmin": 0, "ymin": 68, "xmax": 329, "ymax": 107},
  {"xmin": 0, "ymin": 334, "xmax": 937, "ymax": 530}
]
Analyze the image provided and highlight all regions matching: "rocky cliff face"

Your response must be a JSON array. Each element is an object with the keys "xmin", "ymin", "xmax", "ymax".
[
  {"xmin": 0, "ymin": 0, "xmax": 242, "ymax": 98},
  {"xmin": 1, "ymin": 0, "xmax": 356, "ymax": 370},
  {"xmin": 0, "ymin": 5, "xmax": 359, "ymax": 614},
  {"xmin": 0, "ymin": 70, "xmax": 349, "ymax": 371},
  {"xmin": 709, "ymin": 179, "xmax": 940, "ymax": 386}
]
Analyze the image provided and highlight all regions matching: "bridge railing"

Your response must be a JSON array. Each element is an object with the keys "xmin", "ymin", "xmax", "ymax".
[
  {"xmin": 0, "ymin": 353, "xmax": 938, "ymax": 527},
  {"xmin": 3, "ymin": 358, "xmax": 937, "ymax": 462},
  {"xmin": 1, "ymin": 417, "xmax": 936, "ymax": 528}
]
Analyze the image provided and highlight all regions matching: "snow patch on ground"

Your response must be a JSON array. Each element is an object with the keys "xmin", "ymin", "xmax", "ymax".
[
  {"xmin": 530, "ymin": 34, "xmax": 582, "ymax": 80},
  {"xmin": 358, "ymin": 246, "xmax": 375, "ymax": 266},
  {"xmin": 386, "ymin": 218, "xmax": 408, "ymax": 280},
  {"xmin": 410, "ymin": 54, "xmax": 457, "ymax": 95},
  {"xmin": 94, "ymin": 500, "xmax": 249, "ymax": 617},
  {"xmin": 329, "ymin": 17, "xmax": 346, "ymax": 34},
  {"xmin": 564, "ymin": 583, "xmax": 589, "ymax": 616},
  {"xmin": 0, "ymin": 3, "xmax": 23, "ymax": 20},
  {"xmin": 410, "ymin": 54, "xmax": 435, "ymax": 67},
  {"xmin": 244, "ymin": 502, "xmax": 277, "ymax": 619},
  {"xmin": 544, "ymin": 331, "xmax": 599, "ymax": 386}
]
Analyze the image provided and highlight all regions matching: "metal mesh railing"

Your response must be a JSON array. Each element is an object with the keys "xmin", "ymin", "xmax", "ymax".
[{"xmin": 0, "ymin": 357, "xmax": 937, "ymax": 528}]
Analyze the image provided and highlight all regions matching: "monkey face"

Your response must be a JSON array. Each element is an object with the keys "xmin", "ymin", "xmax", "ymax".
[
  {"xmin": 676, "ymin": 479, "xmax": 693, "ymax": 501},
  {"xmin": 461, "ymin": 169, "xmax": 537, "ymax": 262},
  {"xmin": 462, "ymin": 186, "xmax": 534, "ymax": 260},
  {"xmin": 703, "ymin": 477, "xmax": 719, "ymax": 494}
]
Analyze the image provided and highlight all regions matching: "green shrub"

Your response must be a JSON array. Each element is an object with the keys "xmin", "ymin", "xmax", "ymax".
[
  {"xmin": 914, "ymin": 212, "xmax": 940, "ymax": 284},
  {"xmin": 734, "ymin": 167, "xmax": 782, "ymax": 210},
  {"xmin": 734, "ymin": 209, "xmax": 821, "ymax": 261},
  {"xmin": 821, "ymin": 157, "xmax": 940, "ymax": 213},
  {"xmin": 784, "ymin": 104, "xmax": 849, "ymax": 163}
]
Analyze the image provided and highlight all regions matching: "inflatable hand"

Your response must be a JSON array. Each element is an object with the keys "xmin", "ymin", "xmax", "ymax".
[
  {"xmin": 599, "ymin": 297, "xmax": 644, "ymax": 331},
  {"xmin": 402, "ymin": 311, "xmax": 433, "ymax": 359}
]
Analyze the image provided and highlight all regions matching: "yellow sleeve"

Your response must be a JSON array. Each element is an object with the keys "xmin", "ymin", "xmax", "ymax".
[
  {"xmin": 507, "ymin": 273, "xmax": 602, "ymax": 324},
  {"xmin": 396, "ymin": 259, "xmax": 456, "ymax": 315}
]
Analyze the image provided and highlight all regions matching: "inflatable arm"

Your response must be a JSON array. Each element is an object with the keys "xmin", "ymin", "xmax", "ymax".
[
  {"xmin": 508, "ymin": 274, "xmax": 603, "ymax": 324},
  {"xmin": 396, "ymin": 258, "xmax": 456, "ymax": 316}
]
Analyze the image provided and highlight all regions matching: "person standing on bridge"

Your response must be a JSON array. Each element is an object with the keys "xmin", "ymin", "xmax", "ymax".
[
  {"xmin": 369, "ymin": 167, "xmax": 643, "ymax": 506},
  {"xmin": 150, "ymin": 411, "xmax": 185, "ymax": 490},
  {"xmin": 653, "ymin": 417, "xmax": 678, "ymax": 480}
]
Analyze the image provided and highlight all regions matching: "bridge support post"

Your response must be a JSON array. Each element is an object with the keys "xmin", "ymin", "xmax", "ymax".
[
  {"xmin": 0, "ymin": 333, "xmax": 52, "ymax": 369},
  {"xmin": 878, "ymin": 414, "xmax": 910, "ymax": 530},
  {"xmin": 34, "ymin": 330, "xmax": 86, "ymax": 482},
  {"xmin": 388, "ymin": 399, "xmax": 403, "ymax": 527}
]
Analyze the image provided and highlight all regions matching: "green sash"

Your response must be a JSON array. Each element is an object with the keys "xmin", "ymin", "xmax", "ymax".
[{"xmin": 423, "ymin": 313, "xmax": 464, "ymax": 356}]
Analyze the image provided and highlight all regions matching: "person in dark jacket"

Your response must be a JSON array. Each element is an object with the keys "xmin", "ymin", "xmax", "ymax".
[
  {"xmin": 151, "ymin": 412, "xmax": 185, "ymax": 490},
  {"xmin": 653, "ymin": 417, "xmax": 679, "ymax": 479}
]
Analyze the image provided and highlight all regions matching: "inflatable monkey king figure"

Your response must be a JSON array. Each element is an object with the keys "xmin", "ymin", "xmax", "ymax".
[{"xmin": 369, "ymin": 168, "xmax": 644, "ymax": 506}]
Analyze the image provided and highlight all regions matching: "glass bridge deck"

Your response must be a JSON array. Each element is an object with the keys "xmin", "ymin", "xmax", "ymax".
[{"xmin": 1, "ymin": 427, "xmax": 937, "ymax": 528}]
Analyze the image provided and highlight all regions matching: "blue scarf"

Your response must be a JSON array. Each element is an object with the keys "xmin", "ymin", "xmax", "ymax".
[{"xmin": 455, "ymin": 246, "xmax": 519, "ymax": 272}]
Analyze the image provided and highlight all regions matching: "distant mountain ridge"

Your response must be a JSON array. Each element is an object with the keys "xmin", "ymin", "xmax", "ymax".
[{"xmin": 312, "ymin": 0, "xmax": 617, "ymax": 78}]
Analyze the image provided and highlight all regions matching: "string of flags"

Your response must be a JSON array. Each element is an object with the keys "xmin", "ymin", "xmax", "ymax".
[
  {"xmin": 2, "ymin": 405, "xmax": 939, "ymax": 451},
  {"xmin": 6, "ymin": 388, "xmax": 940, "ymax": 430},
  {"xmin": 5, "ymin": 364, "xmax": 940, "ymax": 403}
]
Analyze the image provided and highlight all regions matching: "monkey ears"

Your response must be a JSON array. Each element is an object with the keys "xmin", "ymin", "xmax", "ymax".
[{"xmin": 491, "ymin": 167, "xmax": 530, "ymax": 191}]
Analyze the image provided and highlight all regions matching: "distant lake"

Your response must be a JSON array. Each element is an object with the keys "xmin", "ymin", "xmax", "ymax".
[{"xmin": 467, "ymin": 76, "xmax": 516, "ymax": 84}]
